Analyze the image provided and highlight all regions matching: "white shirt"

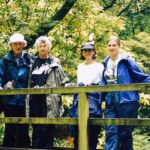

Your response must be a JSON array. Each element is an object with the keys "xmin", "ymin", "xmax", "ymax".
[
  {"xmin": 105, "ymin": 54, "xmax": 121, "ymax": 77},
  {"xmin": 77, "ymin": 62, "xmax": 104, "ymax": 85},
  {"xmin": 104, "ymin": 54, "xmax": 121, "ymax": 83}
]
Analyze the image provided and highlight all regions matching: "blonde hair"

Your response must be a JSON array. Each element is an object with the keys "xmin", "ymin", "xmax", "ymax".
[{"xmin": 107, "ymin": 35, "xmax": 120, "ymax": 46}]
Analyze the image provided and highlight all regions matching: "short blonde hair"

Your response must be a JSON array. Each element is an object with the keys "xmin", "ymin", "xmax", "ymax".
[{"xmin": 34, "ymin": 36, "xmax": 52, "ymax": 50}]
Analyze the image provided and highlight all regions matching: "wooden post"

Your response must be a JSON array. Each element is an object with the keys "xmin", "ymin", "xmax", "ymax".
[{"xmin": 78, "ymin": 93, "xmax": 89, "ymax": 150}]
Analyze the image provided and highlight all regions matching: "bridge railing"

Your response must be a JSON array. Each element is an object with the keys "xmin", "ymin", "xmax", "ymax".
[{"xmin": 0, "ymin": 83, "xmax": 150, "ymax": 150}]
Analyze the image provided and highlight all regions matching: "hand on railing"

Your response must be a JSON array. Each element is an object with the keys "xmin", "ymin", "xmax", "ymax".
[
  {"xmin": 65, "ymin": 83, "xmax": 76, "ymax": 87},
  {"xmin": 4, "ymin": 81, "xmax": 15, "ymax": 89},
  {"xmin": 32, "ymin": 85, "xmax": 46, "ymax": 88}
]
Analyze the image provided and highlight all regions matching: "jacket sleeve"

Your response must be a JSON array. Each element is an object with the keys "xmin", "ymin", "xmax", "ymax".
[
  {"xmin": 127, "ymin": 57, "xmax": 150, "ymax": 83},
  {"xmin": 0, "ymin": 59, "xmax": 6, "ymax": 87},
  {"xmin": 57, "ymin": 66, "xmax": 69, "ymax": 86}
]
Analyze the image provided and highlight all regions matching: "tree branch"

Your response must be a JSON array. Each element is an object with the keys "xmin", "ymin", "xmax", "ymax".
[
  {"xmin": 101, "ymin": 0, "xmax": 108, "ymax": 6},
  {"xmin": 103, "ymin": 0, "xmax": 117, "ymax": 11},
  {"xmin": 26, "ymin": 0, "xmax": 77, "ymax": 48},
  {"xmin": 117, "ymin": 0, "xmax": 134, "ymax": 16}
]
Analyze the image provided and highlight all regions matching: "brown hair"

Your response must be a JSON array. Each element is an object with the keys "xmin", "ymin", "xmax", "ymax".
[
  {"xmin": 80, "ymin": 50, "xmax": 97, "ymax": 60},
  {"xmin": 107, "ymin": 35, "xmax": 120, "ymax": 46}
]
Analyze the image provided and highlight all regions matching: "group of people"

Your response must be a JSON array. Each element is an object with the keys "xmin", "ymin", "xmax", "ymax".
[{"xmin": 0, "ymin": 33, "xmax": 149, "ymax": 150}]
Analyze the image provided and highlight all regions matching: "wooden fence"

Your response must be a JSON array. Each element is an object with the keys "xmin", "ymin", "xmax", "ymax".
[{"xmin": 0, "ymin": 83, "xmax": 150, "ymax": 150}]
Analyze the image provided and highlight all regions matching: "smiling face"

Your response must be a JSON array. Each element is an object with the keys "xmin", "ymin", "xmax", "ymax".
[
  {"xmin": 107, "ymin": 39, "xmax": 120, "ymax": 59},
  {"xmin": 10, "ymin": 42, "xmax": 25, "ymax": 56},
  {"xmin": 38, "ymin": 42, "xmax": 49, "ymax": 58},
  {"xmin": 82, "ymin": 49, "xmax": 95, "ymax": 60}
]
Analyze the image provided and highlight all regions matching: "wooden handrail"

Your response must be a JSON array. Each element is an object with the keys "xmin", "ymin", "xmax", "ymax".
[
  {"xmin": 0, "ymin": 117, "xmax": 150, "ymax": 126},
  {"xmin": 0, "ymin": 83, "xmax": 149, "ymax": 95},
  {"xmin": 0, "ymin": 83, "xmax": 150, "ymax": 150}
]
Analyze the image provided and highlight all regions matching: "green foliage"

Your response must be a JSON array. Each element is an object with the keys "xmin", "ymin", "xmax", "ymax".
[
  {"xmin": 48, "ymin": 0, "xmax": 125, "ymax": 80},
  {"xmin": 0, "ymin": 0, "xmax": 149, "ymax": 148},
  {"xmin": 119, "ymin": 0, "xmax": 150, "ymax": 37},
  {"xmin": 0, "ymin": 125, "xmax": 4, "ymax": 145},
  {"xmin": 0, "ymin": 113, "xmax": 4, "ymax": 145},
  {"xmin": 133, "ymin": 129, "xmax": 150, "ymax": 150},
  {"xmin": 0, "ymin": 0, "xmax": 64, "ymax": 56},
  {"xmin": 122, "ymin": 32, "xmax": 150, "ymax": 73}
]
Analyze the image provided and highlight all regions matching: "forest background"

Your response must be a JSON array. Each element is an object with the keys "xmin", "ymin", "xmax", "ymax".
[{"xmin": 0, "ymin": 0, "xmax": 150, "ymax": 149}]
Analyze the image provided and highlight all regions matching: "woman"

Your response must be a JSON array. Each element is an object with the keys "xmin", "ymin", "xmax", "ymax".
[
  {"xmin": 70, "ymin": 42, "xmax": 104, "ymax": 150},
  {"xmin": 102, "ymin": 36, "xmax": 150, "ymax": 150},
  {"xmin": 29, "ymin": 36, "xmax": 68, "ymax": 149}
]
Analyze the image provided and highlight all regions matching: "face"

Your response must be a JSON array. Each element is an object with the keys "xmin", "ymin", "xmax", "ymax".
[
  {"xmin": 82, "ymin": 49, "xmax": 95, "ymax": 60},
  {"xmin": 38, "ymin": 42, "xmax": 49, "ymax": 57},
  {"xmin": 10, "ymin": 42, "xmax": 24, "ymax": 56},
  {"xmin": 107, "ymin": 40, "xmax": 120, "ymax": 57}
]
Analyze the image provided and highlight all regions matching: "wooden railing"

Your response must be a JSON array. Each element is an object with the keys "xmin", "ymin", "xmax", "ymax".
[{"xmin": 0, "ymin": 83, "xmax": 150, "ymax": 150}]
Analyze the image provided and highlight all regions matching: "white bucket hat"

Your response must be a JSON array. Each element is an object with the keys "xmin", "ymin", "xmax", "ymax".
[{"xmin": 8, "ymin": 33, "xmax": 27, "ymax": 47}]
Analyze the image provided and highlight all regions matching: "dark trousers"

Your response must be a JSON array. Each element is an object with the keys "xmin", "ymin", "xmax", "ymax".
[
  {"xmin": 3, "ymin": 104, "xmax": 30, "ymax": 148},
  {"xmin": 31, "ymin": 124, "xmax": 55, "ymax": 149},
  {"xmin": 71, "ymin": 114, "xmax": 101, "ymax": 150},
  {"xmin": 73, "ymin": 125, "xmax": 101, "ymax": 150},
  {"xmin": 30, "ymin": 95, "xmax": 55, "ymax": 149},
  {"xmin": 104, "ymin": 92, "xmax": 139, "ymax": 150}
]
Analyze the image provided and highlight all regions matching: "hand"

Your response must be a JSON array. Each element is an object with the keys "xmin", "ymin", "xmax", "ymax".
[
  {"xmin": 4, "ymin": 81, "xmax": 15, "ymax": 89},
  {"xmin": 65, "ymin": 83, "xmax": 76, "ymax": 87},
  {"xmin": 33, "ymin": 85, "xmax": 46, "ymax": 88},
  {"xmin": 53, "ymin": 57, "xmax": 60, "ymax": 64},
  {"xmin": 33, "ymin": 85, "xmax": 40, "ymax": 88}
]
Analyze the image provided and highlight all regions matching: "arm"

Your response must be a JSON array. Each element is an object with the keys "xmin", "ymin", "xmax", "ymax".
[
  {"xmin": 127, "ymin": 57, "xmax": 150, "ymax": 83},
  {"xmin": 0, "ymin": 59, "xmax": 5, "ymax": 88}
]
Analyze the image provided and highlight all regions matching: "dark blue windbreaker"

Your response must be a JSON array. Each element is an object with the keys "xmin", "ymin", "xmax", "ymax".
[
  {"xmin": 0, "ymin": 50, "xmax": 31, "ymax": 105},
  {"xmin": 70, "ymin": 84, "xmax": 102, "ymax": 118}
]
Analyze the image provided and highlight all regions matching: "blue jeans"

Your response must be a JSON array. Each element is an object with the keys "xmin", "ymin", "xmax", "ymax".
[{"xmin": 104, "ymin": 92, "xmax": 139, "ymax": 150}]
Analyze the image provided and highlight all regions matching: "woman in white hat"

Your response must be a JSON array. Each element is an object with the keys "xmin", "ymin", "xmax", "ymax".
[{"xmin": 0, "ymin": 33, "xmax": 31, "ymax": 148}]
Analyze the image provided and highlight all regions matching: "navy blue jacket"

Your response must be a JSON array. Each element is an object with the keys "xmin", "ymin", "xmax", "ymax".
[
  {"xmin": 102, "ymin": 54, "xmax": 150, "ymax": 103},
  {"xmin": 0, "ymin": 50, "xmax": 31, "ymax": 105},
  {"xmin": 70, "ymin": 84, "xmax": 102, "ymax": 118}
]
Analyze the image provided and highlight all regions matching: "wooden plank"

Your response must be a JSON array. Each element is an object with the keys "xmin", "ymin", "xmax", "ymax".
[
  {"xmin": 0, "ymin": 117, "xmax": 150, "ymax": 126},
  {"xmin": 0, "ymin": 117, "xmax": 77, "ymax": 125},
  {"xmin": 0, "ymin": 147, "xmax": 103, "ymax": 150},
  {"xmin": 0, "ymin": 147, "xmax": 76, "ymax": 150},
  {"xmin": 78, "ymin": 93, "xmax": 89, "ymax": 150},
  {"xmin": 90, "ymin": 118, "xmax": 150, "ymax": 126},
  {"xmin": 0, "ymin": 83, "xmax": 149, "ymax": 95}
]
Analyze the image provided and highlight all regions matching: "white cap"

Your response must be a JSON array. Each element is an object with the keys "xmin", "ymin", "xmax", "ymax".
[{"xmin": 8, "ymin": 33, "xmax": 27, "ymax": 47}]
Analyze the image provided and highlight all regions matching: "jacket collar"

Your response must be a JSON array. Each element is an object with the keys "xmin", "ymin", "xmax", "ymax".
[
  {"xmin": 4, "ymin": 50, "xmax": 16, "ymax": 63},
  {"xmin": 4, "ymin": 50, "xmax": 30, "ymax": 66},
  {"xmin": 49, "ymin": 58, "xmax": 60, "ymax": 68},
  {"xmin": 35, "ymin": 55, "xmax": 60, "ymax": 68},
  {"xmin": 103, "ymin": 53, "xmax": 129, "ymax": 67}
]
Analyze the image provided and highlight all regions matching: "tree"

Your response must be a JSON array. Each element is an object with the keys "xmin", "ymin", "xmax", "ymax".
[
  {"xmin": 26, "ymin": 0, "xmax": 77, "ymax": 48},
  {"xmin": 0, "ymin": 0, "xmax": 77, "ymax": 55}
]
